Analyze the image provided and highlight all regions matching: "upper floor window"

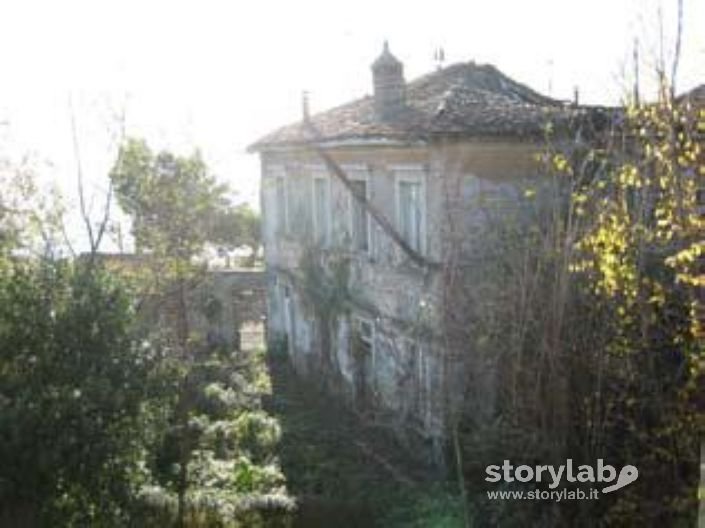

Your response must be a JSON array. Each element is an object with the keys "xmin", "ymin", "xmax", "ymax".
[
  {"xmin": 349, "ymin": 179, "xmax": 370, "ymax": 252},
  {"xmin": 312, "ymin": 175, "xmax": 330, "ymax": 246},
  {"xmin": 274, "ymin": 175, "xmax": 288, "ymax": 235},
  {"xmin": 353, "ymin": 316, "xmax": 375, "ymax": 358},
  {"xmin": 395, "ymin": 166, "xmax": 426, "ymax": 254}
]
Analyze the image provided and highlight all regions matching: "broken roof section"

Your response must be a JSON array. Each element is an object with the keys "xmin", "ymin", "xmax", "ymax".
[{"xmin": 249, "ymin": 57, "xmax": 609, "ymax": 151}]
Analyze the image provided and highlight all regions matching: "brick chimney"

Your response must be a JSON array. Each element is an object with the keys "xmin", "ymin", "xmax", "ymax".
[{"xmin": 371, "ymin": 41, "xmax": 406, "ymax": 119}]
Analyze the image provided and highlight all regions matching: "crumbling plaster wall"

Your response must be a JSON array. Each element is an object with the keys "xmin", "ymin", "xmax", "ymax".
[
  {"xmin": 260, "ymin": 140, "xmax": 544, "ymax": 455},
  {"xmin": 187, "ymin": 269, "xmax": 267, "ymax": 347}
]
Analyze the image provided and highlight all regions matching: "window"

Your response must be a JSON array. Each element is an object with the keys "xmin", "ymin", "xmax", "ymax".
[
  {"xmin": 352, "ymin": 317, "xmax": 375, "ymax": 372},
  {"xmin": 352, "ymin": 316, "xmax": 375, "ymax": 408},
  {"xmin": 355, "ymin": 317, "xmax": 374, "ymax": 351},
  {"xmin": 288, "ymin": 174, "xmax": 311, "ymax": 239},
  {"xmin": 349, "ymin": 180, "xmax": 370, "ymax": 251},
  {"xmin": 274, "ymin": 176, "xmax": 287, "ymax": 234},
  {"xmin": 312, "ymin": 176, "xmax": 330, "ymax": 245},
  {"xmin": 407, "ymin": 339, "xmax": 430, "ymax": 426},
  {"xmin": 395, "ymin": 169, "xmax": 425, "ymax": 253}
]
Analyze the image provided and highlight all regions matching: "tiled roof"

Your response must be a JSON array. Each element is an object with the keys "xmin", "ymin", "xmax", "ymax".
[
  {"xmin": 249, "ymin": 62, "xmax": 608, "ymax": 151},
  {"xmin": 679, "ymin": 84, "xmax": 705, "ymax": 104}
]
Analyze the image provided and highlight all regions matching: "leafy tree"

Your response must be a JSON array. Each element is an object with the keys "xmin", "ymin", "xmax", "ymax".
[
  {"xmin": 452, "ymin": 80, "xmax": 702, "ymax": 528},
  {"xmin": 559, "ymin": 89, "xmax": 703, "ymax": 525},
  {"xmin": 0, "ymin": 258, "xmax": 157, "ymax": 526},
  {"xmin": 109, "ymin": 139, "xmax": 271, "ymax": 526},
  {"xmin": 110, "ymin": 137, "xmax": 258, "ymax": 259},
  {"xmin": 146, "ymin": 349, "xmax": 287, "ymax": 526},
  {"xmin": 211, "ymin": 203, "xmax": 261, "ymax": 265}
]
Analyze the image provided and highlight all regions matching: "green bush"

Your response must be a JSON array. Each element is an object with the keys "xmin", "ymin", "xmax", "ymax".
[{"xmin": 0, "ymin": 259, "xmax": 155, "ymax": 525}]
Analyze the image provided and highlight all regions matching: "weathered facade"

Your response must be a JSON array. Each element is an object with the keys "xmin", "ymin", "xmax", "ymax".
[{"xmin": 249, "ymin": 44, "xmax": 600, "ymax": 462}]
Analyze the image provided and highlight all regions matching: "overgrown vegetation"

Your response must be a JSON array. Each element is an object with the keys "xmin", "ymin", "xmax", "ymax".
[
  {"xmin": 109, "ymin": 138, "xmax": 282, "ymax": 526},
  {"xmin": 0, "ymin": 138, "xmax": 288, "ymax": 527},
  {"xmin": 134, "ymin": 348, "xmax": 292, "ymax": 527},
  {"xmin": 264, "ymin": 351, "xmax": 465, "ymax": 528},
  {"xmin": 0, "ymin": 259, "xmax": 153, "ymax": 526},
  {"xmin": 295, "ymin": 248, "xmax": 356, "ymax": 383},
  {"xmin": 450, "ymin": 82, "xmax": 703, "ymax": 526},
  {"xmin": 0, "ymin": 23, "xmax": 702, "ymax": 528}
]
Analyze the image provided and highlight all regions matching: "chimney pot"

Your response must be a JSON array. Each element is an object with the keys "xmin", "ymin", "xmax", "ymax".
[
  {"xmin": 371, "ymin": 42, "xmax": 406, "ymax": 120},
  {"xmin": 302, "ymin": 91, "xmax": 310, "ymax": 122}
]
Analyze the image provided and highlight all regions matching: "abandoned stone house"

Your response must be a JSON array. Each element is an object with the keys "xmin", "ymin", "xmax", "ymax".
[{"xmin": 249, "ymin": 43, "xmax": 601, "ymax": 460}]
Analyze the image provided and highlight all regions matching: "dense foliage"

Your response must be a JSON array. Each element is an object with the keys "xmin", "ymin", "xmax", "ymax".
[
  {"xmin": 453, "ymin": 89, "xmax": 703, "ymax": 526},
  {"xmin": 0, "ymin": 138, "xmax": 284, "ymax": 527},
  {"xmin": 0, "ymin": 62, "xmax": 701, "ymax": 528},
  {"xmin": 0, "ymin": 259, "xmax": 154, "ymax": 526},
  {"xmin": 110, "ymin": 137, "xmax": 260, "ymax": 259}
]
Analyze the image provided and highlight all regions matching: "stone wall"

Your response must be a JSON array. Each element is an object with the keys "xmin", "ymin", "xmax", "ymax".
[
  {"xmin": 259, "ymin": 139, "xmax": 543, "ymax": 464},
  {"xmin": 187, "ymin": 269, "xmax": 267, "ymax": 349},
  {"xmin": 141, "ymin": 268, "xmax": 267, "ymax": 352}
]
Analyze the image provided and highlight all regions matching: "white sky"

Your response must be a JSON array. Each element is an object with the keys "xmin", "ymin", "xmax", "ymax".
[{"xmin": 0, "ymin": 0, "xmax": 703, "ymax": 251}]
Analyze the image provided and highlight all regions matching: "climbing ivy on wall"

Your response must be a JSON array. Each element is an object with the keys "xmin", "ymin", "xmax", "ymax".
[{"xmin": 295, "ymin": 248, "xmax": 355, "ymax": 380}]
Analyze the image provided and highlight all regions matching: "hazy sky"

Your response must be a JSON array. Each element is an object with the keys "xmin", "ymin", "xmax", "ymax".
[{"xmin": 0, "ymin": 0, "xmax": 703, "ymax": 250}]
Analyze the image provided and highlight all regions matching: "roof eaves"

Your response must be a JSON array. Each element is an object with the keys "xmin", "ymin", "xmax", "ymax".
[{"xmin": 248, "ymin": 134, "xmax": 429, "ymax": 153}]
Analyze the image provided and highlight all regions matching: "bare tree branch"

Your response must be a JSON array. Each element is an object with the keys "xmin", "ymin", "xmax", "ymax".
[
  {"xmin": 92, "ymin": 105, "xmax": 127, "ymax": 253},
  {"xmin": 670, "ymin": 0, "xmax": 684, "ymax": 98},
  {"xmin": 68, "ymin": 97, "xmax": 128, "ymax": 260},
  {"xmin": 59, "ymin": 218, "xmax": 76, "ymax": 258},
  {"xmin": 69, "ymin": 97, "xmax": 96, "ymax": 253}
]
